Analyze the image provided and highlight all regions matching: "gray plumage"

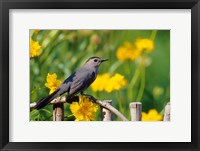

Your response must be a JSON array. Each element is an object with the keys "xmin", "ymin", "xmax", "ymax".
[{"xmin": 34, "ymin": 56, "xmax": 108, "ymax": 110}]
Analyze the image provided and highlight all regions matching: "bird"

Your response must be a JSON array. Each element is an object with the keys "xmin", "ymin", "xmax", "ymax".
[{"xmin": 34, "ymin": 56, "xmax": 108, "ymax": 110}]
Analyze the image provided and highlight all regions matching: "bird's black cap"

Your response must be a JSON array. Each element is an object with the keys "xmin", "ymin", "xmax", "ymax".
[{"xmin": 86, "ymin": 56, "xmax": 108, "ymax": 63}]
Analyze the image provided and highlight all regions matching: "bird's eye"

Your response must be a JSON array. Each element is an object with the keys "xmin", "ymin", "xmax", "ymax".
[{"xmin": 94, "ymin": 59, "xmax": 97, "ymax": 62}]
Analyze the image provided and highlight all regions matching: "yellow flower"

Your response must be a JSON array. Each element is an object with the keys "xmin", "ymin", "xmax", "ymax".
[
  {"xmin": 105, "ymin": 73, "xmax": 127, "ymax": 92},
  {"xmin": 45, "ymin": 73, "xmax": 62, "ymax": 94},
  {"xmin": 142, "ymin": 109, "xmax": 162, "ymax": 121},
  {"xmin": 70, "ymin": 96, "xmax": 99, "ymax": 121},
  {"xmin": 116, "ymin": 42, "xmax": 141, "ymax": 61},
  {"xmin": 91, "ymin": 73, "xmax": 127, "ymax": 93},
  {"xmin": 30, "ymin": 38, "xmax": 41, "ymax": 58},
  {"xmin": 91, "ymin": 73, "xmax": 110, "ymax": 91},
  {"xmin": 135, "ymin": 38, "xmax": 154, "ymax": 53}
]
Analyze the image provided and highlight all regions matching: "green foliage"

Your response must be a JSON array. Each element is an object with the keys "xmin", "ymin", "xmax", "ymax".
[{"xmin": 30, "ymin": 30, "xmax": 170, "ymax": 121}]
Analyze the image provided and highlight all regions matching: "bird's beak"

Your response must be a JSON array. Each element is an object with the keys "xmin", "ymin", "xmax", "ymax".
[{"xmin": 101, "ymin": 58, "xmax": 108, "ymax": 62}]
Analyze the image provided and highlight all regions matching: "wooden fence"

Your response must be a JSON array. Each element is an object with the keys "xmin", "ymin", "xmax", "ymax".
[{"xmin": 30, "ymin": 97, "xmax": 170, "ymax": 121}]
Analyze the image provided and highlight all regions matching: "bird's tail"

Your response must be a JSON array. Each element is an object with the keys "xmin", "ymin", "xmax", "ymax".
[{"xmin": 34, "ymin": 89, "xmax": 60, "ymax": 110}]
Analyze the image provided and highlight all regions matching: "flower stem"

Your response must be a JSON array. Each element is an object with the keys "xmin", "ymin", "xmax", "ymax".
[
  {"xmin": 117, "ymin": 91, "xmax": 124, "ymax": 113},
  {"xmin": 136, "ymin": 58, "xmax": 145, "ymax": 102},
  {"xmin": 134, "ymin": 30, "xmax": 157, "ymax": 102},
  {"xmin": 150, "ymin": 30, "xmax": 157, "ymax": 41},
  {"xmin": 109, "ymin": 61, "xmax": 123, "ymax": 74},
  {"xmin": 128, "ymin": 66, "xmax": 140, "ymax": 101}
]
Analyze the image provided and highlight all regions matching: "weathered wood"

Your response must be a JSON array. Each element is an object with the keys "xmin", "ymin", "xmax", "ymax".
[
  {"xmin": 101, "ymin": 100, "xmax": 112, "ymax": 121},
  {"xmin": 30, "ymin": 102, "xmax": 36, "ymax": 108},
  {"xmin": 30, "ymin": 96, "xmax": 129, "ymax": 121},
  {"xmin": 53, "ymin": 103, "xmax": 64, "ymax": 121},
  {"xmin": 163, "ymin": 102, "xmax": 170, "ymax": 121},
  {"xmin": 130, "ymin": 102, "xmax": 142, "ymax": 121},
  {"xmin": 97, "ymin": 100, "xmax": 128, "ymax": 121},
  {"xmin": 30, "ymin": 96, "xmax": 78, "ymax": 109}
]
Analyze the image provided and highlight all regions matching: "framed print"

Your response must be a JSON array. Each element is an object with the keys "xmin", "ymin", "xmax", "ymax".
[{"xmin": 0, "ymin": 0, "xmax": 200, "ymax": 151}]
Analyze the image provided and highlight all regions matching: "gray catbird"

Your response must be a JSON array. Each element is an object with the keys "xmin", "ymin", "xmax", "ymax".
[{"xmin": 34, "ymin": 56, "xmax": 108, "ymax": 110}]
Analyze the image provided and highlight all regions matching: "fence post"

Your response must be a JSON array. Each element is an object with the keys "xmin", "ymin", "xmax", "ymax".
[
  {"xmin": 129, "ymin": 102, "xmax": 142, "ymax": 121},
  {"xmin": 53, "ymin": 103, "xmax": 64, "ymax": 121},
  {"xmin": 163, "ymin": 102, "xmax": 170, "ymax": 121},
  {"xmin": 101, "ymin": 100, "xmax": 112, "ymax": 121}
]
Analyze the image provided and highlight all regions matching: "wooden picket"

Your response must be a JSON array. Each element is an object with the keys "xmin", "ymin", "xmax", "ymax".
[{"xmin": 30, "ymin": 97, "xmax": 170, "ymax": 121}]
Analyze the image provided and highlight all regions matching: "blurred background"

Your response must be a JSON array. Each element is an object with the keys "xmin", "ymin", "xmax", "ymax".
[{"xmin": 30, "ymin": 30, "xmax": 170, "ymax": 121}]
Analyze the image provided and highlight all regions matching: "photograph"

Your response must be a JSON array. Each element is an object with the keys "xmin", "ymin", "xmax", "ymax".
[
  {"xmin": 1, "ymin": 0, "xmax": 199, "ymax": 150},
  {"xmin": 30, "ymin": 30, "xmax": 170, "ymax": 121}
]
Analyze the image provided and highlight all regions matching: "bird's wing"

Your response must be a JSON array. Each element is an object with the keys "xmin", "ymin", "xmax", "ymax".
[
  {"xmin": 63, "ymin": 72, "xmax": 76, "ymax": 84},
  {"xmin": 69, "ymin": 70, "xmax": 96, "ymax": 95},
  {"xmin": 58, "ymin": 72, "xmax": 77, "ymax": 95}
]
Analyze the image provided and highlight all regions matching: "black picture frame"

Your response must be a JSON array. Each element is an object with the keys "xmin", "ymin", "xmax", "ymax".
[{"xmin": 0, "ymin": 0, "xmax": 199, "ymax": 151}]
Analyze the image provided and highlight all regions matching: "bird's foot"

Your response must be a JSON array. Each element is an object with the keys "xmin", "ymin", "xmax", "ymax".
[
  {"xmin": 66, "ymin": 96, "xmax": 79, "ymax": 103},
  {"xmin": 81, "ymin": 93, "xmax": 97, "ymax": 103}
]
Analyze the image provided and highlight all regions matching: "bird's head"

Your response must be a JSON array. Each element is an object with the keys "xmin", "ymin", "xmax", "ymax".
[{"xmin": 84, "ymin": 56, "xmax": 108, "ymax": 68}]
